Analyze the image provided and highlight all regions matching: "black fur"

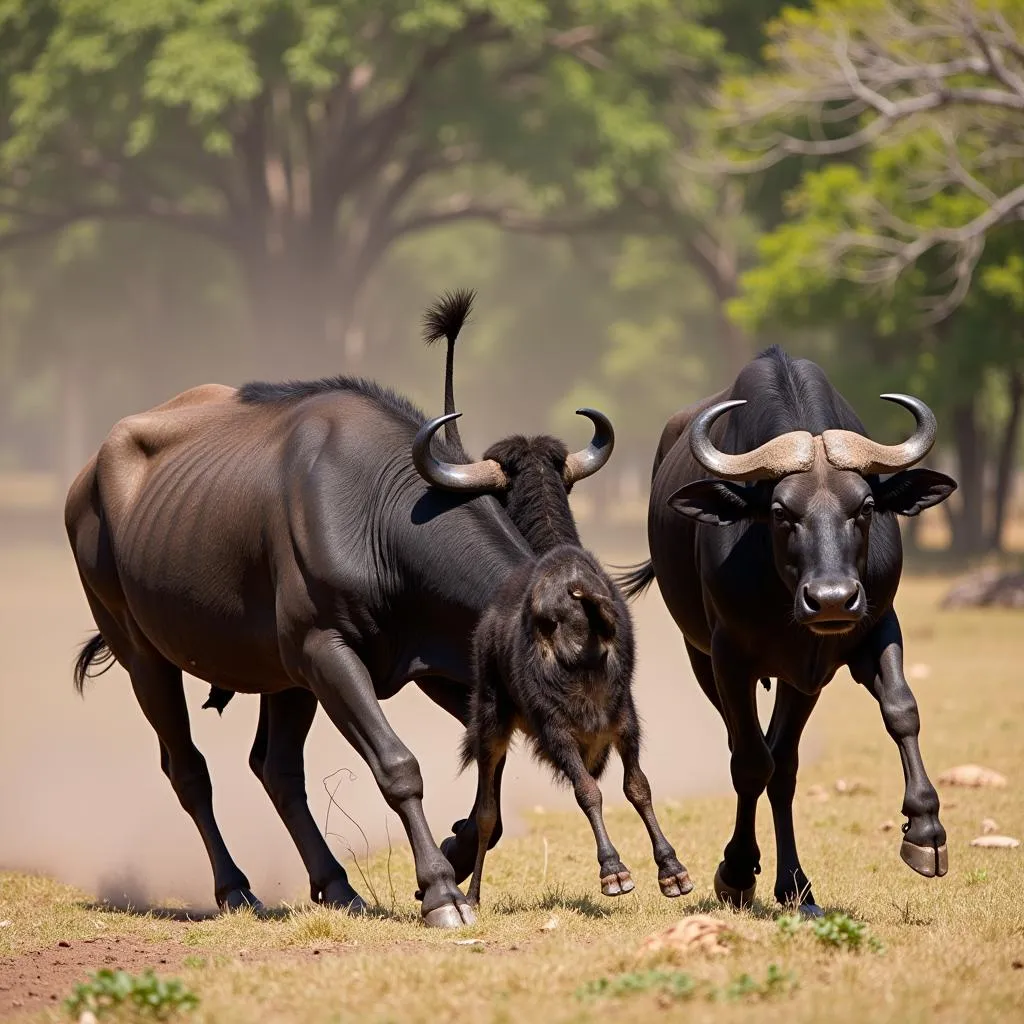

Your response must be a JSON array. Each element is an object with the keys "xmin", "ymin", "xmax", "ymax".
[
  {"xmin": 74, "ymin": 632, "xmax": 115, "ymax": 695},
  {"xmin": 422, "ymin": 288, "xmax": 475, "ymax": 347},
  {"xmin": 614, "ymin": 559, "xmax": 656, "ymax": 601}
]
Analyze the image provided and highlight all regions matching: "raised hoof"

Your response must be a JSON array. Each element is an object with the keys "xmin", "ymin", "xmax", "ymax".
[
  {"xmin": 219, "ymin": 888, "xmax": 264, "ymax": 915},
  {"xmin": 798, "ymin": 903, "xmax": 825, "ymax": 919},
  {"xmin": 713, "ymin": 866, "xmax": 756, "ymax": 910},
  {"xmin": 422, "ymin": 902, "xmax": 477, "ymax": 929},
  {"xmin": 659, "ymin": 872, "xmax": 694, "ymax": 898},
  {"xmin": 900, "ymin": 839, "xmax": 948, "ymax": 878},
  {"xmin": 601, "ymin": 871, "xmax": 635, "ymax": 897}
]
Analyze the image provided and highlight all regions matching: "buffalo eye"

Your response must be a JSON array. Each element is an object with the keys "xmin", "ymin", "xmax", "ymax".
[
  {"xmin": 859, "ymin": 498, "xmax": 875, "ymax": 521},
  {"xmin": 771, "ymin": 503, "xmax": 793, "ymax": 527}
]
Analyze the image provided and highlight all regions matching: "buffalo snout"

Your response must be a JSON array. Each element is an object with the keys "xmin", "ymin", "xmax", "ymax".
[{"xmin": 796, "ymin": 577, "xmax": 866, "ymax": 632}]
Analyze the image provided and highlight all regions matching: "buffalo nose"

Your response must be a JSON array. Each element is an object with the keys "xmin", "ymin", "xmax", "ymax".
[{"xmin": 800, "ymin": 579, "xmax": 865, "ymax": 620}]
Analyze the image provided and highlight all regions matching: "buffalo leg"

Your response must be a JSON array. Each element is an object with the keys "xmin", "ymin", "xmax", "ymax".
[
  {"xmin": 615, "ymin": 714, "xmax": 693, "ymax": 898},
  {"xmin": 849, "ymin": 612, "xmax": 947, "ymax": 878},
  {"xmin": 464, "ymin": 737, "xmax": 510, "ymax": 907},
  {"xmin": 249, "ymin": 690, "xmax": 366, "ymax": 911},
  {"xmin": 129, "ymin": 654, "xmax": 258, "ymax": 911},
  {"xmin": 414, "ymin": 677, "xmax": 507, "ymax": 886},
  {"xmin": 544, "ymin": 732, "xmax": 634, "ymax": 897},
  {"xmin": 764, "ymin": 682, "xmax": 821, "ymax": 913},
  {"xmin": 710, "ymin": 632, "xmax": 771, "ymax": 908},
  {"xmin": 304, "ymin": 635, "xmax": 474, "ymax": 927}
]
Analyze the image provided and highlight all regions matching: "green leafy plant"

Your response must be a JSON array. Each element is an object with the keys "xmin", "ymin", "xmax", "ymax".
[
  {"xmin": 720, "ymin": 964, "xmax": 796, "ymax": 1002},
  {"xmin": 64, "ymin": 969, "xmax": 198, "ymax": 1020},
  {"xmin": 577, "ymin": 970, "xmax": 697, "ymax": 1002},
  {"xmin": 965, "ymin": 869, "xmax": 990, "ymax": 887},
  {"xmin": 778, "ymin": 911, "xmax": 884, "ymax": 953}
]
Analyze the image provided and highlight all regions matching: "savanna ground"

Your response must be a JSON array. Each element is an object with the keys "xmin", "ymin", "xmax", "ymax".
[{"xmin": 1, "ymin": 555, "xmax": 1023, "ymax": 1022}]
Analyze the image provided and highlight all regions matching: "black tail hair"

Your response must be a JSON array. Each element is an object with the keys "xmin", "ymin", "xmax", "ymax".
[
  {"xmin": 73, "ymin": 633, "xmax": 116, "ymax": 695},
  {"xmin": 422, "ymin": 288, "xmax": 475, "ymax": 451},
  {"xmin": 613, "ymin": 560, "xmax": 657, "ymax": 601},
  {"xmin": 202, "ymin": 686, "xmax": 235, "ymax": 715}
]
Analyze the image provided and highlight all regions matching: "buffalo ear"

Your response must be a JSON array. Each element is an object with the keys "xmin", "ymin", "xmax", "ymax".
[
  {"xmin": 873, "ymin": 468, "xmax": 957, "ymax": 517},
  {"xmin": 667, "ymin": 479, "xmax": 759, "ymax": 526}
]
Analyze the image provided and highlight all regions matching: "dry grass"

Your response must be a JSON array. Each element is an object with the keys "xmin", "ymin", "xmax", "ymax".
[{"xmin": 3, "ymin": 576, "xmax": 1024, "ymax": 1022}]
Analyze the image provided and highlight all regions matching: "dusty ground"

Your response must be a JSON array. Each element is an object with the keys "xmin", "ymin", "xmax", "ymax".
[{"xmin": 1, "ymin": 551, "xmax": 1023, "ymax": 1021}]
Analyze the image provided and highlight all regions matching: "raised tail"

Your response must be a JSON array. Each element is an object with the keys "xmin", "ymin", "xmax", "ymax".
[
  {"xmin": 613, "ymin": 559, "xmax": 657, "ymax": 601},
  {"xmin": 422, "ymin": 288, "xmax": 475, "ymax": 452},
  {"xmin": 73, "ymin": 633, "xmax": 116, "ymax": 695}
]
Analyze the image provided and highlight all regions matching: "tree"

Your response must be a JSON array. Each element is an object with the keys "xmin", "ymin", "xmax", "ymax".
[
  {"xmin": 711, "ymin": 0, "xmax": 1024, "ymax": 323},
  {"xmin": 0, "ymin": 0, "xmax": 717, "ymax": 370}
]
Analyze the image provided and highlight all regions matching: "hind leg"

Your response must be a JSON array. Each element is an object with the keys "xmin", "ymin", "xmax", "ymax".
[
  {"xmin": 130, "ymin": 652, "xmax": 258, "ymax": 911},
  {"xmin": 249, "ymin": 690, "xmax": 365, "ymax": 912}
]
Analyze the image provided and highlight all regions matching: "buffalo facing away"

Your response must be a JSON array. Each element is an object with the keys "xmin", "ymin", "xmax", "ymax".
[
  {"xmin": 620, "ymin": 346, "xmax": 956, "ymax": 915},
  {"xmin": 410, "ymin": 291, "xmax": 691, "ymax": 905}
]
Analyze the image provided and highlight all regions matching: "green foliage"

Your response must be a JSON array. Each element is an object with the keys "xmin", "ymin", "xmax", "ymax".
[
  {"xmin": 64, "ymin": 969, "xmax": 199, "ymax": 1020},
  {"xmin": 777, "ymin": 911, "xmax": 885, "ymax": 954},
  {"xmin": 577, "ymin": 964, "xmax": 796, "ymax": 1003}
]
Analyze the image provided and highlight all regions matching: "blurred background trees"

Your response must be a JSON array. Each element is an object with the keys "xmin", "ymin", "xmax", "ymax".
[{"xmin": 1, "ymin": 0, "xmax": 1022, "ymax": 559}]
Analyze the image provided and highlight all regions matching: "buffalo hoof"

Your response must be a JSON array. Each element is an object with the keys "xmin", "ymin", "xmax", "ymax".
[
  {"xmin": 798, "ymin": 902, "xmax": 825, "ymax": 919},
  {"xmin": 422, "ymin": 902, "xmax": 477, "ymax": 929},
  {"xmin": 659, "ymin": 871, "xmax": 694, "ymax": 898},
  {"xmin": 219, "ymin": 888, "xmax": 264, "ymax": 915},
  {"xmin": 900, "ymin": 839, "xmax": 948, "ymax": 878},
  {"xmin": 316, "ymin": 882, "xmax": 368, "ymax": 914},
  {"xmin": 601, "ymin": 870, "xmax": 635, "ymax": 897},
  {"xmin": 713, "ymin": 865, "xmax": 756, "ymax": 910}
]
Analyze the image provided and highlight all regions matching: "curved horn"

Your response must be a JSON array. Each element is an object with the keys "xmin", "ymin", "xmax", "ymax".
[
  {"xmin": 412, "ymin": 413, "xmax": 509, "ymax": 493},
  {"xmin": 564, "ymin": 408, "xmax": 615, "ymax": 484},
  {"xmin": 689, "ymin": 399, "xmax": 816, "ymax": 482},
  {"xmin": 822, "ymin": 394, "xmax": 938, "ymax": 474}
]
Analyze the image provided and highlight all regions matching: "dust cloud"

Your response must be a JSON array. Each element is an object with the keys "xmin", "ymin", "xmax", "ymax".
[{"xmin": 0, "ymin": 528, "xmax": 821, "ymax": 913}]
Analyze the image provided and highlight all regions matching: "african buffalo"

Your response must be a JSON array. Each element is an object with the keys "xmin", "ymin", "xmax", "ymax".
[
  {"xmin": 619, "ymin": 346, "xmax": 956, "ymax": 915},
  {"xmin": 63, "ymin": 297, "xmax": 626, "ymax": 926},
  {"xmin": 410, "ymin": 291, "xmax": 691, "ymax": 905}
]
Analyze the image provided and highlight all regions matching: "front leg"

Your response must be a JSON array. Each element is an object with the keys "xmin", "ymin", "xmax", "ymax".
[
  {"xmin": 544, "ymin": 730, "xmax": 634, "ymax": 897},
  {"xmin": 616, "ymin": 710, "xmax": 693, "ymax": 898},
  {"xmin": 849, "ymin": 611, "xmax": 947, "ymax": 878},
  {"xmin": 465, "ymin": 737, "xmax": 510, "ymax": 908}
]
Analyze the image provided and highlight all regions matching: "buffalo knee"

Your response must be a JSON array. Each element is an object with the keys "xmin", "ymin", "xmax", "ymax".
[{"xmin": 377, "ymin": 747, "xmax": 424, "ymax": 805}]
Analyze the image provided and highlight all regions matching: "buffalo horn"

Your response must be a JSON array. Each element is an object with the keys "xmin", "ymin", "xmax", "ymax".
[
  {"xmin": 689, "ymin": 399, "xmax": 816, "ymax": 482},
  {"xmin": 412, "ymin": 413, "xmax": 509, "ymax": 493},
  {"xmin": 822, "ymin": 394, "xmax": 937, "ymax": 474},
  {"xmin": 563, "ymin": 408, "xmax": 615, "ymax": 484}
]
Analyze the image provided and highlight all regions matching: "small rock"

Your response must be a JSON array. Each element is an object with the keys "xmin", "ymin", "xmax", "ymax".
[
  {"xmin": 0, "ymin": 921, "xmax": 10, "ymax": 928},
  {"xmin": 78, "ymin": 1013, "xmax": 98, "ymax": 1024},
  {"xmin": 834, "ymin": 778, "xmax": 864, "ymax": 795},
  {"xmin": 907, "ymin": 663, "xmax": 931, "ymax": 680},
  {"xmin": 58, "ymin": 941, "xmax": 71, "ymax": 948},
  {"xmin": 938, "ymin": 765, "xmax": 1007, "ymax": 788},
  {"xmin": 636, "ymin": 915, "xmax": 733, "ymax": 959},
  {"xmin": 453, "ymin": 938, "xmax": 485, "ymax": 946},
  {"xmin": 540, "ymin": 916, "xmax": 559, "ymax": 932},
  {"xmin": 878, "ymin": 819, "xmax": 896, "ymax": 832},
  {"xmin": 970, "ymin": 835, "xmax": 1020, "ymax": 849},
  {"xmin": 1012, "ymin": 959, "xmax": 1023, "ymax": 970},
  {"xmin": 806, "ymin": 784, "xmax": 830, "ymax": 803},
  {"xmin": 982, "ymin": 818, "xmax": 999, "ymax": 835}
]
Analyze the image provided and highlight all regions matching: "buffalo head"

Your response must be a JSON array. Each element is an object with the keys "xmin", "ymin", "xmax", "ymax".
[{"xmin": 667, "ymin": 396, "xmax": 956, "ymax": 635}]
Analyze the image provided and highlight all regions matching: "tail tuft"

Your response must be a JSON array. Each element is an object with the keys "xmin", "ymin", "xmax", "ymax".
[
  {"xmin": 73, "ymin": 633, "xmax": 116, "ymax": 695},
  {"xmin": 613, "ymin": 560, "xmax": 657, "ymax": 601},
  {"xmin": 760, "ymin": 677, "xmax": 772, "ymax": 692},
  {"xmin": 202, "ymin": 686, "xmax": 235, "ymax": 715},
  {"xmin": 421, "ymin": 288, "xmax": 475, "ymax": 347}
]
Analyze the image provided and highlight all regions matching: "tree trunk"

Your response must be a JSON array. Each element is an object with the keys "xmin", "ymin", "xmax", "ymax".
[
  {"xmin": 948, "ymin": 398, "xmax": 987, "ymax": 558},
  {"xmin": 988, "ymin": 368, "xmax": 1023, "ymax": 552}
]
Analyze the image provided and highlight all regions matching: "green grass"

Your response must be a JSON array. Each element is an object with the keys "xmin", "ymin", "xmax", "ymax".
[{"xmin": 3, "ymin": 576, "xmax": 1023, "ymax": 1022}]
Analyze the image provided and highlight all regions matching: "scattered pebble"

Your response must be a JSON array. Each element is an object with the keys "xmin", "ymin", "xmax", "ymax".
[
  {"xmin": 636, "ymin": 915, "xmax": 733, "ymax": 959},
  {"xmin": 970, "ymin": 835, "xmax": 1020, "ymax": 849},
  {"xmin": 540, "ymin": 916, "xmax": 559, "ymax": 932},
  {"xmin": 982, "ymin": 818, "xmax": 999, "ymax": 835},
  {"xmin": 1012, "ymin": 960, "xmax": 1023, "ymax": 970},
  {"xmin": 78, "ymin": 1013, "xmax": 98, "ymax": 1024},
  {"xmin": 58, "ymin": 940, "xmax": 71, "ymax": 948},
  {"xmin": 907, "ymin": 663, "xmax": 932, "ymax": 680},
  {"xmin": 453, "ymin": 938, "xmax": 485, "ymax": 946},
  {"xmin": 938, "ymin": 765, "xmax": 1007, "ymax": 788},
  {"xmin": 878, "ymin": 820, "xmax": 896, "ymax": 832},
  {"xmin": 834, "ymin": 778, "xmax": 867, "ymax": 795},
  {"xmin": 0, "ymin": 921, "xmax": 10, "ymax": 928}
]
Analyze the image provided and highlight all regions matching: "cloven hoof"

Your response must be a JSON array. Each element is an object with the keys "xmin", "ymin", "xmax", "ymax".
[
  {"xmin": 601, "ymin": 871, "xmax": 636, "ymax": 897},
  {"xmin": 422, "ymin": 902, "xmax": 477, "ymax": 929},
  {"xmin": 659, "ymin": 872, "xmax": 695, "ymax": 898},
  {"xmin": 219, "ymin": 888, "xmax": 265, "ymax": 915},
  {"xmin": 713, "ymin": 865, "xmax": 756, "ymax": 910},
  {"xmin": 900, "ymin": 839, "xmax": 949, "ymax": 878},
  {"xmin": 798, "ymin": 902, "xmax": 825, "ymax": 919}
]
